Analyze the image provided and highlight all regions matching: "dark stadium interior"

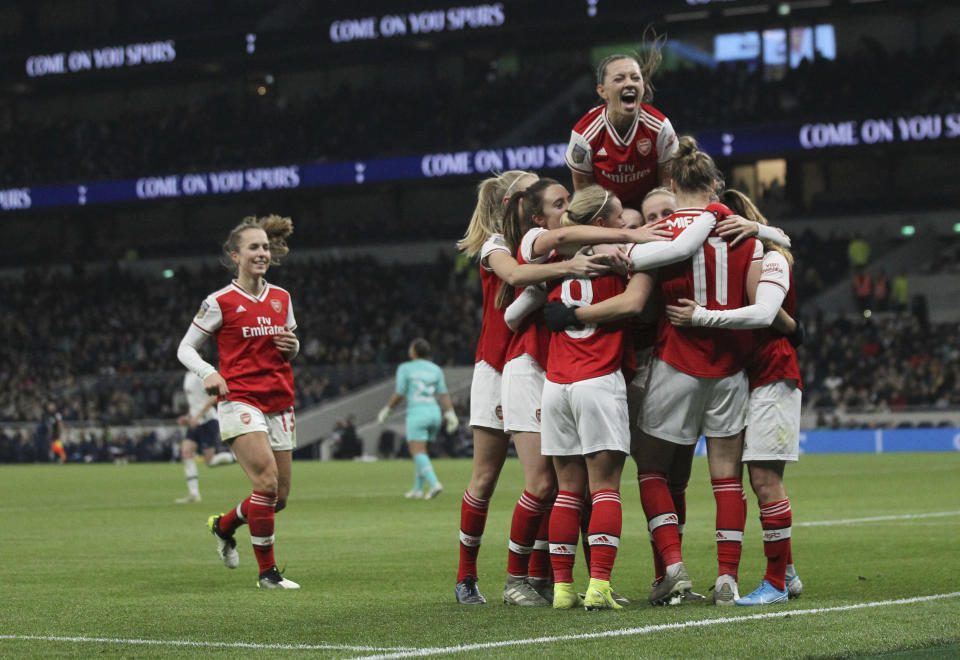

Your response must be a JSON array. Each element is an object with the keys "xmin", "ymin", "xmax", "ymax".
[{"xmin": 1, "ymin": 0, "xmax": 958, "ymax": 460}]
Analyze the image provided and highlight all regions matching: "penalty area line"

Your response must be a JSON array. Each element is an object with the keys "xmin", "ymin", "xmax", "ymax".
[
  {"xmin": 796, "ymin": 511, "xmax": 960, "ymax": 527},
  {"xmin": 346, "ymin": 592, "xmax": 960, "ymax": 660},
  {"xmin": 0, "ymin": 634, "xmax": 416, "ymax": 653}
]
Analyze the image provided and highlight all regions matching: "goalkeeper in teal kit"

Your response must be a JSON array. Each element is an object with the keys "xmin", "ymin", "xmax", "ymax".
[{"xmin": 378, "ymin": 339, "xmax": 460, "ymax": 499}]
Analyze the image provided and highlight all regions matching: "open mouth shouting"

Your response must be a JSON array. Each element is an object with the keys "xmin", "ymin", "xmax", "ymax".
[{"xmin": 620, "ymin": 88, "xmax": 639, "ymax": 112}]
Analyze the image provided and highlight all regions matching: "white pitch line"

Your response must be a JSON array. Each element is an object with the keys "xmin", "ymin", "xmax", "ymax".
[
  {"xmin": 796, "ymin": 511, "xmax": 960, "ymax": 527},
  {"xmin": 0, "ymin": 635, "xmax": 415, "ymax": 653},
  {"xmin": 346, "ymin": 592, "xmax": 960, "ymax": 660}
]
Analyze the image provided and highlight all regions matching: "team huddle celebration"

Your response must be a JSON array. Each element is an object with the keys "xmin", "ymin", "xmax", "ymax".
[{"xmin": 177, "ymin": 49, "xmax": 804, "ymax": 609}]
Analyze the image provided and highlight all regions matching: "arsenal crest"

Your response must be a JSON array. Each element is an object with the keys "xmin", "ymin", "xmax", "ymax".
[
  {"xmin": 270, "ymin": 299, "xmax": 282, "ymax": 313},
  {"xmin": 495, "ymin": 405, "xmax": 503, "ymax": 421},
  {"xmin": 636, "ymin": 138, "xmax": 652, "ymax": 156}
]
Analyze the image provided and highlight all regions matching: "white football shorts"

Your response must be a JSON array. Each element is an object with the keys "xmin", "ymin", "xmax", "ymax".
[
  {"xmin": 743, "ymin": 380, "xmax": 801, "ymax": 462},
  {"xmin": 640, "ymin": 358, "xmax": 748, "ymax": 445},
  {"xmin": 540, "ymin": 371, "xmax": 629, "ymax": 456},
  {"xmin": 218, "ymin": 400, "xmax": 296, "ymax": 451},
  {"xmin": 469, "ymin": 360, "xmax": 504, "ymax": 431},
  {"xmin": 627, "ymin": 346, "xmax": 654, "ymax": 431},
  {"xmin": 502, "ymin": 353, "xmax": 545, "ymax": 434}
]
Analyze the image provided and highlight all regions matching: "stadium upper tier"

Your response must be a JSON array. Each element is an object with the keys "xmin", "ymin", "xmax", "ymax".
[{"xmin": 1, "ymin": 34, "xmax": 957, "ymax": 190}]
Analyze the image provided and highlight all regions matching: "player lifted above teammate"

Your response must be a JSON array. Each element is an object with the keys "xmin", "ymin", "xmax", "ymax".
[
  {"xmin": 177, "ymin": 214, "xmax": 301, "ymax": 590},
  {"xmin": 566, "ymin": 36, "xmax": 679, "ymax": 211}
]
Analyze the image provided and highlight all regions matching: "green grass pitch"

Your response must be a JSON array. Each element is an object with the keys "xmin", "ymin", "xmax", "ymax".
[{"xmin": 1, "ymin": 452, "xmax": 958, "ymax": 658}]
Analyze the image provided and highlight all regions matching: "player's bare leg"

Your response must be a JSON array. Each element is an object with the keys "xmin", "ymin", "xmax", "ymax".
[
  {"xmin": 737, "ymin": 460, "xmax": 793, "ymax": 605},
  {"xmin": 224, "ymin": 432, "xmax": 298, "ymax": 589}
]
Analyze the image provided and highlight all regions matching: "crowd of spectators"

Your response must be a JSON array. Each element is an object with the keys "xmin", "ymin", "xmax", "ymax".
[
  {"xmin": 0, "ymin": 425, "xmax": 174, "ymax": 464},
  {"xmin": 799, "ymin": 308, "xmax": 960, "ymax": 414},
  {"xmin": 2, "ymin": 34, "xmax": 956, "ymax": 191},
  {"xmin": 0, "ymin": 254, "xmax": 481, "ymax": 425},
  {"xmin": 2, "ymin": 247, "xmax": 957, "ymax": 429}
]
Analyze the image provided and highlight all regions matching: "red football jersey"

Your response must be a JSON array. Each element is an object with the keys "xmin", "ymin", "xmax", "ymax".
[
  {"xmin": 746, "ymin": 251, "xmax": 803, "ymax": 390},
  {"xmin": 192, "ymin": 280, "xmax": 296, "ymax": 413},
  {"xmin": 565, "ymin": 103, "xmax": 678, "ymax": 210},
  {"xmin": 656, "ymin": 205, "xmax": 763, "ymax": 378},
  {"xmin": 546, "ymin": 273, "xmax": 629, "ymax": 384},
  {"xmin": 474, "ymin": 233, "xmax": 513, "ymax": 372},
  {"xmin": 504, "ymin": 230, "xmax": 552, "ymax": 369}
]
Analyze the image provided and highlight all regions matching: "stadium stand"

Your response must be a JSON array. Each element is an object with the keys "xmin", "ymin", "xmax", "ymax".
[{"xmin": 2, "ymin": 0, "xmax": 958, "ymax": 459}]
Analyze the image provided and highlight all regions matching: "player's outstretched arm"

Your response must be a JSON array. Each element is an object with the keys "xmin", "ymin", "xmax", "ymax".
[
  {"xmin": 667, "ymin": 253, "xmax": 787, "ymax": 329},
  {"xmin": 488, "ymin": 248, "xmax": 614, "ymax": 288},
  {"xmin": 717, "ymin": 215, "xmax": 791, "ymax": 248},
  {"xmin": 625, "ymin": 211, "xmax": 716, "ymax": 271},
  {"xmin": 546, "ymin": 272, "xmax": 655, "ymax": 331}
]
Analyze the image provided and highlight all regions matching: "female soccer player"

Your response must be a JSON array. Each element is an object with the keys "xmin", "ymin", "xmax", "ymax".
[
  {"xmin": 454, "ymin": 170, "xmax": 619, "ymax": 605},
  {"xmin": 632, "ymin": 138, "xmax": 765, "ymax": 606},
  {"xmin": 566, "ymin": 45, "xmax": 679, "ymax": 211},
  {"xmin": 377, "ymin": 338, "xmax": 459, "ymax": 500},
  {"xmin": 536, "ymin": 186, "xmax": 658, "ymax": 610},
  {"xmin": 665, "ymin": 188, "xmax": 803, "ymax": 605},
  {"xmin": 495, "ymin": 178, "xmax": 670, "ymax": 606},
  {"xmin": 536, "ymin": 184, "xmax": 719, "ymax": 608},
  {"xmin": 177, "ymin": 214, "xmax": 301, "ymax": 590}
]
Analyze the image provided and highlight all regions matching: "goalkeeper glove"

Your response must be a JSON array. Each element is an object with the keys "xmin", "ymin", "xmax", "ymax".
[{"xmin": 443, "ymin": 409, "xmax": 459, "ymax": 434}]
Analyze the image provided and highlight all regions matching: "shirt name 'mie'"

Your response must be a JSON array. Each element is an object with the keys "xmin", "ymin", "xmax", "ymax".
[
  {"xmin": 666, "ymin": 217, "xmax": 695, "ymax": 229},
  {"xmin": 242, "ymin": 317, "xmax": 286, "ymax": 338}
]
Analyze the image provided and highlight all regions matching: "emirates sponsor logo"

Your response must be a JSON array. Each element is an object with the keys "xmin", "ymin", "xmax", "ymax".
[
  {"xmin": 271, "ymin": 299, "xmax": 282, "ymax": 313},
  {"xmin": 241, "ymin": 324, "xmax": 286, "ymax": 338},
  {"xmin": 636, "ymin": 137, "xmax": 652, "ymax": 156},
  {"xmin": 240, "ymin": 412, "xmax": 252, "ymax": 424}
]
